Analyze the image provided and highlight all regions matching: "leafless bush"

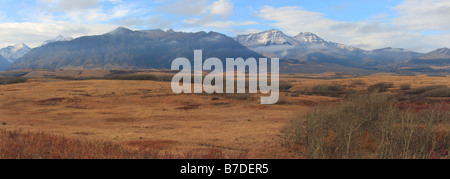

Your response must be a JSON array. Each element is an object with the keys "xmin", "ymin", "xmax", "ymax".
[{"xmin": 283, "ymin": 93, "xmax": 449, "ymax": 159}]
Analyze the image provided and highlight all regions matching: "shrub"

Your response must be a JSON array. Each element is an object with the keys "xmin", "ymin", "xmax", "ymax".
[
  {"xmin": 283, "ymin": 93, "xmax": 449, "ymax": 159},
  {"xmin": 279, "ymin": 82, "xmax": 293, "ymax": 92},
  {"xmin": 311, "ymin": 84, "xmax": 343, "ymax": 97},
  {"xmin": 400, "ymin": 84, "xmax": 411, "ymax": 90},
  {"xmin": 367, "ymin": 82, "xmax": 394, "ymax": 93}
]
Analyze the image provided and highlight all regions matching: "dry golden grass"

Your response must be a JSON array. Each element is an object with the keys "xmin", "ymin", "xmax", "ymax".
[
  {"xmin": 0, "ymin": 70, "xmax": 448, "ymax": 159},
  {"xmin": 0, "ymin": 77, "xmax": 306, "ymax": 158}
]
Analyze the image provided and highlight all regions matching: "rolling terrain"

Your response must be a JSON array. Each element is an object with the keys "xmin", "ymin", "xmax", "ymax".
[{"xmin": 0, "ymin": 70, "xmax": 448, "ymax": 159}]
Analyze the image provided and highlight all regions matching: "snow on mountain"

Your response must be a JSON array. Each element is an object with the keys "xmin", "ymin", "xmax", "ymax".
[
  {"xmin": 236, "ymin": 30, "xmax": 362, "ymax": 54},
  {"xmin": 294, "ymin": 32, "xmax": 327, "ymax": 45},
  {"xmin": 0, "ymin": 43, "xmax": 31, "ymax": 63},
  {"xmin": 42, "ymin": 35, "xmax": 74, "ymax": 46},
  {"xmin": 235, "ymin": 29, "xmax": 301, "ymax": 48}
]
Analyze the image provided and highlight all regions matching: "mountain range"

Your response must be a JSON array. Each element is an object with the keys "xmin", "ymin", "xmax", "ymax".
[
  {"xmin": 9, "ymin": 28, "xmax": 263, "ymax": 70},
  {"xmin": 2, "ymin": 27, "xmax": 449, "ymax": 74},
  {"xmin": 235, "ymin": 29, "xmax": 437, "ymax": 74}
]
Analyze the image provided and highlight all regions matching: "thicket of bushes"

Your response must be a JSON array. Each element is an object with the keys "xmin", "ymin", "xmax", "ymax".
[
  {"xmin": 405, "ymin": 85, "xmax": 450, "ymax": 97},
  {"xmin": 367, "ymin": 82, "xmax": 394, "ymax": 92},
  {"xmin": 0, "ymin": 77, "xmax": 28, "ymax": 85},
  {"xmin": 283, "ymin": 93, "xmax": 449, "ymax": 159},
  {"xmin": 279, "ymin": 82, "xmax": 293, "ymax": 92},
  {"xmin": 400, "ymin": 84, "xmax": 411, "ymax": 90},
  {"xmin": 408, "ymin": 85, "xmax": 447, "ymax": 95},
  {"xmin": 291, "ymin": 83, "xmax": 351, "ymax": 97},
  {"xmin": 311, "ymin": 84, "xmax": 344, "ymax": 96},
  {"xmin": 422, "ymin": 87, "xmax": 450, "ymax": 97}
]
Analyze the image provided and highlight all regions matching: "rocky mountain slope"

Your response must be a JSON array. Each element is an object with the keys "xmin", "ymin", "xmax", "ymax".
[{"xmin": 10, "ymin": 27, "xmax": 264, "ymax": 70}]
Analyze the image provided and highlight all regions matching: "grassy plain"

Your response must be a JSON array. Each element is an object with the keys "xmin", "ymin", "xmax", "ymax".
[{"xmin": 0, "ymin": 70, "xmax": 448, "ymax": 159}]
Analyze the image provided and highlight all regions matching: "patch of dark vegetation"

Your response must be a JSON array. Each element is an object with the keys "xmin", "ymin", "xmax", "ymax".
[
  {"xmin": 351, "ymin": 80, "xmax": 366, "ymax": 86},
  {"xmin": 108, "ymin": 74, "xmax": 173, "ymax": 82},
  {"xmin": 367, "ymin": 82, "xmax": 394, "ymax": 93},
  {"xmin": 37, "ymin": 98, "xmax": 73, "ymax": 106},
  {"xmin": 407, "ymin": 85, "xmax": 448, "ymax": 95},
  {"xmin": 210, "ymin": 102, "xmax": 229, "ymax": 106},
  {"xmin": 105, "ymin": 118, "xmax": 139, "ymax": 123},
  {"xmin": 292, "ymin": 83, "xmax": 354, "ymax": 97},
  {"xmin": 108, "ymin": 70, "xmax": 138, "ymax": 76},
  {"xmin": 55, "ymin": 76, "xmax": 101, "ymax": 80},
  {"xmin": 400, "ymin": 83, "xmax": 411, "ymax": 90},
  {"xmin": 0, "ymin": 77, "xmax": 27, "ymax": 85},
  {"xmin": 72, "ymin": 132, "xmax": 95, "ymax": 136},
  {"xmin": 0, "ymin": 71, "xmax": 29, "ymax": 78},
  {"xmin": 55, "ymin": 74, "xmax": 174, "ymax": 82},
  {"xmin": 310, "ymin": 84, "xmax": 346, "ymax": 97},
  {"xmin": 427, "ymin": 74, "xmax": 447, "ymax": 77},
  {"xmin": 279, "ymin": 82, "xmax": 293, "ymax": 92},
  {"xmin": 422, "ymin": 87, "xmax": 450, "ymax": 97},
  {"xmin": 176, "ymin": 103, "xmax": 200, "ymax": 110},
  {"xmin": 276, "ymin": 98, "xmax": 296, "ymax": 105}
]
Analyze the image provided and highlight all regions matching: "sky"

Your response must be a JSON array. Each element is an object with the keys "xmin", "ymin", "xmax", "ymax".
[{"xmin": 0, "ymin": 0, "xmax": 450, "ymax": 52}]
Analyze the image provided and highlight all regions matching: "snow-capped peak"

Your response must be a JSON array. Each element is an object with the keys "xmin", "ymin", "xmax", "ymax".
[
  {"xmin": 0, "ymin": 43, "xmax": 31, "ymax": 63},
  {"xmin": 235, "ymin": 29, "xmax": 300, "ymax": 47},
  {"xmin": 42, "ymin": 35, "xmax": 73, "ymax": 46},
  {"xmin": 294, "ymin": 32, "xmax": 326, "ymax": 45}
]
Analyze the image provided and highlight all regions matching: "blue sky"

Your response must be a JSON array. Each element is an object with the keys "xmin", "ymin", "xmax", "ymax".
[{"xmin": 0, "ymin": 0, "xmax": 449, "ymax": 52}]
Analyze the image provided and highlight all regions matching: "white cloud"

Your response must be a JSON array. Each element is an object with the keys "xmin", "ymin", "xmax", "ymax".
[
  {"xmin": 60, "ymin": 5, "xmax": 132, "ymax": 23},
  {"xmin": 54, "ymin": 0, "xmax": 102, "ymax": 11},
  {"xmin": 178, "ymin": 0, "xmax": 255, "ymax": 29},
  {"xmin": 0, "ymin": 22, "xmax": 116, "ymax": 48},
  {"xmin": 184, "ymin": 18, "xmax": 258, "ymax": 28},
  {"xmin": 258, "ymin": 6, "xmax": 338, "ymax": 36},
  {"xmin": 32, "ymin": 0, "xmax": 135, "ymax": 24},
  {"xmin": 209, "ymin": 0, "xmax": 234, "ymax": 19},
  {"xmin": 256, "ymin": 3, "xmax": 450, "ymax": 53},
  {"xmin": 393, "ymin": 0, "xmax": 450, "ymax": 31},
  {"xmin": 203, "ymin": 21, "xmax": 258, "ymax": 28}
]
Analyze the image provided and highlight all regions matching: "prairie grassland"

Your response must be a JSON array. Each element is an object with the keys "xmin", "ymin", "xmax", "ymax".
[{"xmin": 0, "ymin": 71, "xmax": 448, "ymax": 159}]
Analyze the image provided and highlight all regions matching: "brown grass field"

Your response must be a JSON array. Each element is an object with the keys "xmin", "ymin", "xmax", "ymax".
[{"xmin": 0, "ymin": 70, "xmax": 448, "ymax": 159}]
